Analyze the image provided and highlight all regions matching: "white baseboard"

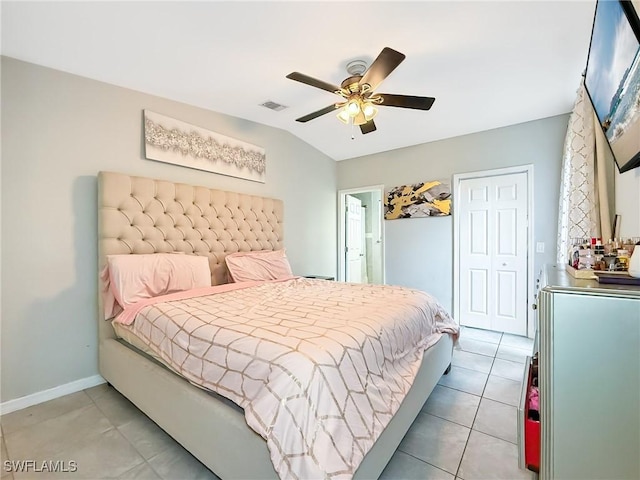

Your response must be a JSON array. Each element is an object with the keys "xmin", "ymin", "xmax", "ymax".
[{"xmin": 0, "ymin": 375, "xmax": 106, "ymax": 415}]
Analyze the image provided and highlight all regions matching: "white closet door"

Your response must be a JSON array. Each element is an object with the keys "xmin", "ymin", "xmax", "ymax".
[{"xmin": 458, "ymin": 172, "xmax": 528, "ymax": 335}]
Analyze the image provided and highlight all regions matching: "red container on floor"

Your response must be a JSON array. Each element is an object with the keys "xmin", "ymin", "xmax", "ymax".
[
  {"xmin": 524, "ymin": 364, "xmax": 541, "ymax": 472},
  {"xmin": 524, "ymin": 416, "xmax": 540, "ymax": 471}
]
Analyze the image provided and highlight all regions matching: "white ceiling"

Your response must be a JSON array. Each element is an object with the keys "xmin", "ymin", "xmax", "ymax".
[{"xmin": 1, "ymin": 1, "xmax": 596, "ymax": 161}]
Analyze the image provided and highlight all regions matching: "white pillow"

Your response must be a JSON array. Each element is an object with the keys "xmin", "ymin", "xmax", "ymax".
[
  {"xmin": 102, "ymin": 253, "xmax": 211, "ymax": 319},
  {"xmin": 225, "ymin": 250, "xmax": 293, "ymax": 282}
]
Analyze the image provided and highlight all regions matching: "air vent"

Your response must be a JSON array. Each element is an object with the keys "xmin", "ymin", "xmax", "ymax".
[{"xmin": 260, "ymin": 100, "xmax": 288, "ymax": 111}]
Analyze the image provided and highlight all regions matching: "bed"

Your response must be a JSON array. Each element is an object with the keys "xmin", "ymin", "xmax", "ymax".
[{"xmin": 97, "ymin": 171, "xmax": 457, "ymax": 480}]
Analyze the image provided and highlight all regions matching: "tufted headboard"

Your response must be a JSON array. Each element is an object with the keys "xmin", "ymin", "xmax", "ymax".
[
  {"xmin": 97, "ymin": 171, "xmax": 283, "ymax": 339},
  {"xmin": 99, "ymin": 170, "xmax": 283, "ymax": 282}
]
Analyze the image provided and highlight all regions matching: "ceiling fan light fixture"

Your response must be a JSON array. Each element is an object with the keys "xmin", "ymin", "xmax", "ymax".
[
  {"xmin": 363, "ymin": 102, "xmax": 378, "ymax": 120},
  {"xmin": 347, "ymin": 99, "xmax": 361, "ymax": 116},
  {"xmin": 337, "ymin": 109, "xmax": 351, "ymax": 124}
]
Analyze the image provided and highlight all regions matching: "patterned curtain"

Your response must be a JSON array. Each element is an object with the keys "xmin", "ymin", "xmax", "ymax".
[{"xmin": 557, "ymin": 83, "xmax": 600, "ymax": 265}]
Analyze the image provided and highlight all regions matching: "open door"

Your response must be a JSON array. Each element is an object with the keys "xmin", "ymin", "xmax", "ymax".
[
  {"xmin": 338, "ymin": 187, "xmax": 385, "ymax": 284},
  {"xmin": 345, "ymin": 195, "xmax": 363, "ymax": 283}
]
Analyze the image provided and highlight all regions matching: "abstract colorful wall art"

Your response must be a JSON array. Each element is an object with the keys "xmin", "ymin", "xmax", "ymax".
[{"xmin": 384, "ymin": 181, "xmax": 451, "ymax": 219}]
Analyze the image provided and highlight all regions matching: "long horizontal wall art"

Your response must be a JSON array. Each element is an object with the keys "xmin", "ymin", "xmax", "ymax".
[
  {"xmin": 384, "ymin": 181, "xmax": 451, "ymax": 219},
  {"xmin": 143, "ymin": 110, "xmax": 266, "ymax": 183}
]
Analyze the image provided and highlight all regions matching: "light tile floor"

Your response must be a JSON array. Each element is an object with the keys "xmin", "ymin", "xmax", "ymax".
[{"xmin": 1, "ymin": 327, "xmax": 534, "ymax": 479}]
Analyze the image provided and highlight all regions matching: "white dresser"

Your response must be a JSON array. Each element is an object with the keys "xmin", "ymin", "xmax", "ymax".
[{"xmin": 523, "ymin": 265, "xmax": 640, "ymax": 479}]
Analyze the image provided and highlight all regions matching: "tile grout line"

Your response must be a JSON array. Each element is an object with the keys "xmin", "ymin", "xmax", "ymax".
[
  {"xmin": 396, "ymin": 449, "xmax": 461, "ymax": 478},
  {"xmin": 432, "ymin": 383, "xmax": 524, "ymax": 416},
  {"xmin": 467, "ymin": 427, "xmax": 521, "ymax": 447},
  {"xmin": 422, "ymin": 386, "xmax": 481, "ymax": 429},
  {"xmin": 114, "ymin": 460, "xmax": 157, "ymax": 480},
  {"xmin": 452, "ymin": 358, "xmax": 526, "ymax": 383},
  {"xmin": 453, "ymin": 331, "xmax": 502, "ymax": 479},
  {"xmin": 84, "ymin": 387, "xmax": 156, "ymax": 478}
]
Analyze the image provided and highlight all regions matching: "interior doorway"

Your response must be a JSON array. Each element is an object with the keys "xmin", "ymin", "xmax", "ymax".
[{"xmin": 338, "ymin": 186, "xmax": 385, "ymax": 284}]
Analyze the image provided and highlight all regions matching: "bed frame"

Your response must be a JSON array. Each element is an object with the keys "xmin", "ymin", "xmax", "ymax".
[{"xmin": 97, "ymin": 171, "xmax": 453, "ymax": 479}]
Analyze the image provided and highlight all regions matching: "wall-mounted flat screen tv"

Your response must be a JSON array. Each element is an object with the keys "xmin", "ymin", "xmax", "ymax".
[{"xmin": 584, "ymin": 0, "xmax": 640, "ymax": 173}]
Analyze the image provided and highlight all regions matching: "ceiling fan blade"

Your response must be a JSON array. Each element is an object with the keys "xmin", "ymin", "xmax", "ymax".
[
  {"xmin": 286, "ymin": 72, "xmax": 341, "ymax": 94},
  {"xmin": 360, "ymin": 47, "xmax": 406, "ymax": 91},
  {"xmin": 377, "ymin": 94, "xmax": 435, "ymax": 110},
  {"xmin": 295, "ymin": 104, "xmax": 337, "ymax": 123},
  {"xmin": 360, "ymin": 120, "xmax": 377, "ymax": 135}
]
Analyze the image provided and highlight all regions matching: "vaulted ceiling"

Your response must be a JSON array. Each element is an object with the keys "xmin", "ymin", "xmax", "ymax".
[{"xmin": 2, "ymin": 1, "xmax": 597, "ymax": 160}]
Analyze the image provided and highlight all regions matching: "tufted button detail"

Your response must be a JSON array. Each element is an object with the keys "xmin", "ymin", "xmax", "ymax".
[{"xmin": 102, "ymin": 174, "xmax": 283, "ymax": 277}]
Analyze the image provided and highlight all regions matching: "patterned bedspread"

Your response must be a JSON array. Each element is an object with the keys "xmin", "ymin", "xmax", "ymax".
[{"xmin": 114, "ymin": 278, "xmax": 458, "ymax": 479}]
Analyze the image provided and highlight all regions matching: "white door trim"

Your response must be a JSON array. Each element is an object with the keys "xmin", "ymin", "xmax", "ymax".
[
  {"xmin": 453, "ymin": 165, "xmax": 535, "ymax": 337},
  {"xmin": 338, "ymin": 186, "xmax": 386, "ymax": 283}
]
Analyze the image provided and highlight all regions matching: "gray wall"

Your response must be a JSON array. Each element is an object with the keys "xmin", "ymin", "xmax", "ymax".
[
  {"xmin": 337, "ymin": 114, "xmax": 569, "ymax": 313},
  {"xmin": 1, "ymin": 57, "xmax": 337, "ymax": 403}
]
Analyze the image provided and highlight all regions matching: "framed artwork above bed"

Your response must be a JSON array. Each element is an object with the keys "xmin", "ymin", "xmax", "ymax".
[{"xmin": 143, "ymin": 110, "xmax": 266, "ymax": 183}]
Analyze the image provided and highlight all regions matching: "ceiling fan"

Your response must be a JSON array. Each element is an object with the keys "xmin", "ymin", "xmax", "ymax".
[{"xmin": 286, "ymin": 47, "xmax": 435, "ymax": 135}]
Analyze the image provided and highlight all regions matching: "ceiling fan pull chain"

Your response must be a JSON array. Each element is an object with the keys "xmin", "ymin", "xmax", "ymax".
[{"xmin": 351, "ymin": 120, "xmax": 355, "ymax": 140}]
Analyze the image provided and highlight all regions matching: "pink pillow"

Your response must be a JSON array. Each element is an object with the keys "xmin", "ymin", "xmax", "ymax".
[
  {"xmin": 102, "ymin": 253, "xmax": 211, "ymax": 319},
  {"xmin": 225, "ymin": 250, "xmax": 293, "ymax": 282}
]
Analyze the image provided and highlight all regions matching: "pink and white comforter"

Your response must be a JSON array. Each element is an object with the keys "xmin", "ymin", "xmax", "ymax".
[{"xmin": 114, "ymin": 277, "xmax": 458, "ymax": 479}]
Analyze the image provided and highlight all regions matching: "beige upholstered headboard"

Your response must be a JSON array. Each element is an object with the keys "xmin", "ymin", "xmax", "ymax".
[{"xmin": 98, "ymin": 171, "xmax": 283, "ymax": 284}]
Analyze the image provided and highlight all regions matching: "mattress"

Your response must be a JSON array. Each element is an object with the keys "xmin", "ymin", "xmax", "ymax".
[{"xmin": 111, "ymin": 277, "xmax": 458, "ymax": 480}]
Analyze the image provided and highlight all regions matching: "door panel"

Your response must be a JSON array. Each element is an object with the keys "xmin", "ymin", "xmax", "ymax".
[
  {"xmin": 459, "ymin": 172, "xmax": 528, "ymax": 335},
  {"xmin": 497, "ymin": 208, "xmax": 517, "ymax": 256},
  {"xmin": 497, "ymin": 184, "xmax": 517, "ymax": 201},
  {"xmin": 470, "ymin": 211, "xmax": 488, "ymax": 255},
  {"xmin": 496, "ymin": 270, "xmax": 516, "ymax": 318},
  {"xmin": 471, "ymin": 185, "xmax": 489, "ymax": 202},
  {"xmin": 469, "ymin": 269, "xmax": 488, "ymax": 314}
]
